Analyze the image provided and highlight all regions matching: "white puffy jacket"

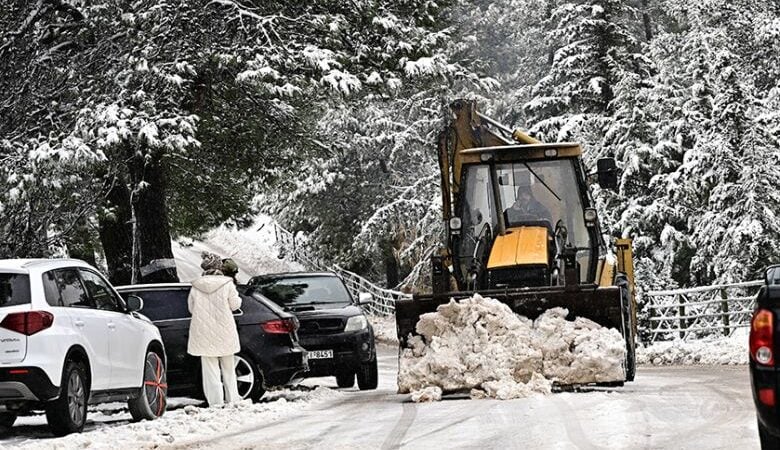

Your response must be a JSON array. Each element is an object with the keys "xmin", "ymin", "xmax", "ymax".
[{"xmin": 187, "ymin": 275, "xmax": 242, "ymax": 357}]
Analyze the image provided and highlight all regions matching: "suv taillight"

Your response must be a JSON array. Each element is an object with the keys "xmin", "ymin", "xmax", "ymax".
[
  {"xmin": 0, "ymin": 311, "xmax": 54, "ymax": 336},
  {"xmin": 262, "ymin": 318, "xmax": 297, "ymax": 334},
  {"xmin": 751, "ymin": 309, "xmax": 774, "ymax": 366}
]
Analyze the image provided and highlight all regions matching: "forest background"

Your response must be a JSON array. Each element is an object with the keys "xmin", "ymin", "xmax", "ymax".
[{"xmin": 2, "ymin": 0, "xmax": 780, "ymax": 298}]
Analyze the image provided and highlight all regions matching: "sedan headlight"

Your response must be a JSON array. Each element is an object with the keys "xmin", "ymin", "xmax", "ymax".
[{"xmin": 344, "ymin": 315, "xmax": 368, "ymax": 332}]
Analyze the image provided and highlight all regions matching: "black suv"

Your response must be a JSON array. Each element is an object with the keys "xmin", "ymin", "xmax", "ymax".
[
  {"xmin": 752, "ymin": 265, "xmax": 780, "ymax": 448},
  {"xmin": 247, "ymin": 272, "xmax": 378, "ymax": 390},
  {"xmin": 116, "ymin": 283, "xmax": 307, "ymax": 401}
]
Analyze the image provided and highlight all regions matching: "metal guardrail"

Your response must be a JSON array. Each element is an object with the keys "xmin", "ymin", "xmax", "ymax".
[
  {"xmin": 640, "ymin": 280, "xmax": 762, "ymax": 342},
  {"xmin": 274, "ymin": 224, "xmax": 410, "ymax": 317}
]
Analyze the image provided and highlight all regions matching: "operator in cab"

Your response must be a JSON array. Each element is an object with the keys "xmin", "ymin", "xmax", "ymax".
[{"xmin": 504, "ymin": 184, "xmax": 552, "ymax": 225}]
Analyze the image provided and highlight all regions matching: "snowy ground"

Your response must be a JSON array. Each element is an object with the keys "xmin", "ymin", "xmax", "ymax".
[
  {"xmin": 636, "ymin": 328, "xmax": 749, "ymax": 365},
  {"xmin": 2, "ymin": 388, "xmax": 341, "ymax": 449},
  {"xmin": 171, "ymin": 214, "xmax": 303, "ymax": 283},
  {"xmin": 141, "ymin": 345, "xmax": 758, "ymax": 449},
  {"xmin": 368, "ymin": 314, "xmax": 398, "ymax": 346}
]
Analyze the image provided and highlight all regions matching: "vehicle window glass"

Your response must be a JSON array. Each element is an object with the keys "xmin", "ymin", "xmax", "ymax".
[
  {"xmin": 42, "ymin": 271, "xmax": 62, "ymax": 306},
  {"xmin": 250, "ymin": 276, "xmax": 352, "ymax": 307},
  {"xmin": 55, "ymin": 269, "xmax": 93, "ymax": 308},
  {"xmin": 79, "ymin": 269, "xmax": 122, "ymax": 312},
  {"xmin": 0, "ymin": 273, "xmax": 31, "ymax": 307},
  {"xmin": 122, "ymin": 289, "xmax": 191, "ymax": 321}
]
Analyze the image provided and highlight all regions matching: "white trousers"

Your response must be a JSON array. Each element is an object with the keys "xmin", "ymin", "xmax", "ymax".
[{"xmin": 201, "ymin": 355, "xmax": 239, "ymax": 407}]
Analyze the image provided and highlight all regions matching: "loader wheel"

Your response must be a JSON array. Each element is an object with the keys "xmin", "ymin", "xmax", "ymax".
[{"xmin": 617, "ymin": 274, "xmax": 636, "ymax": 382}]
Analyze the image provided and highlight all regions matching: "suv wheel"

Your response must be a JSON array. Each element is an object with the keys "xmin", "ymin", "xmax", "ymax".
[
  {"xmin": 356, "ymin": 358, "xmax": 378, "ymax": 390},
  {"xmin": 236, "ymin": 353, "xmax": 265, "ymax": 402},
  {"xmin": 336, "ymin": 371, "xmax": 355, "ymax": 388},
  {"xmin": 46, "ymin": 360, "xmax": 88, "ymax": 436},
  {"xmin": 0, "ymin": 412, "xmax": 16, "ymax": 434},
  {"xmin": 129, "ymin": 351, "xmax": 167, "ymax": 421}
]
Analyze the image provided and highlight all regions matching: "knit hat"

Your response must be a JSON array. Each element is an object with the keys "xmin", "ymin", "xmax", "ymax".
[
  {"xmin": 200, "ymin": 252, "xmax": 222, "ymax": 272},
  {"xmin": 221, "ymin": 258, "xmax": 239, "ymax": 277}
]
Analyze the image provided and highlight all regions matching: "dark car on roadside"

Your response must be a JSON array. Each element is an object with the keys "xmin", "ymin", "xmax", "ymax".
[
  {"xmin": 751, "ymin": 265, "xmax": 780, "ymax": 448},
  {"xmin": 116, "ymin": 283, "xmax": 307, "ymax": 402},
  {"xmin": 246, "ymin": 272, "xmax": 378, "ymax": 390}
]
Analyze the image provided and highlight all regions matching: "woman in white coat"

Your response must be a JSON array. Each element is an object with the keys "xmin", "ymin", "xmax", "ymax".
[{"xmin": 187, "ymin": 253, "xmax": 242, "ymax": 407}]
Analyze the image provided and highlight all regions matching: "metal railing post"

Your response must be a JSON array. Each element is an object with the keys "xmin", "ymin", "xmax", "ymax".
[
  {"xmin": 678, "ymin": 294, "xmax": 686, "ymax": 340},
  {"xmin": 720, "ymin": 288, "xmax": 730, "ymax": 336}
]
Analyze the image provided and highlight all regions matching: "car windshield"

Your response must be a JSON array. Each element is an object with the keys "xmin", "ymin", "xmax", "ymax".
[
  {"xmin": 0, "ymin": 273, "xmax": 31, "ymax": 307},
  {"xmin": 251, "ymin": 276, "xmax": 351, "ymax": 307}
]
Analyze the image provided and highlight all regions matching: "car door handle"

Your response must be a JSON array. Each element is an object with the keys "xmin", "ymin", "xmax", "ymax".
[
  {"xmin": 107, "ymin": 323, "xmax": 116, "ymax": 330},
  {"xmin": 74, "ymin": 320, "xmax": 85, "ymax": 328}
]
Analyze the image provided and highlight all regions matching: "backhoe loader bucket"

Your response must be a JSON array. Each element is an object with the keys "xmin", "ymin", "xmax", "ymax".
[{"xmin": 395, "ymin": 284, "xmax": 636, "ymax": 384}]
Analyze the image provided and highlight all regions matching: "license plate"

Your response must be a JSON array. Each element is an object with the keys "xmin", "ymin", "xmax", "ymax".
[{"xmin": 307, "ymin": 349, "xmax": 333, "ymax": 359}]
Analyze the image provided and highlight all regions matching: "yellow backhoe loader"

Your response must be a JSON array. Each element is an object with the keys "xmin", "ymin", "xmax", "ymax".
[{"xmin": 395, "ymin": 99, "xmax": 638, "ymax": 385}]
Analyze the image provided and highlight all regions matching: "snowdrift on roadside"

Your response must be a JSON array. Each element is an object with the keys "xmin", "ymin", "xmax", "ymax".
[
  {"xmin": 11, "ymin": 388, "xmax": 339, "ymax": 449},
  {"xmin": 636, "ymin": 328, "xmax": 748, "ymax": 365},
  {"xmin": 398, "ymin": 294, "xmax": 626, "ymax": 401},
  {"xmin": 368, "ymin": 314, "xmax": 398, "ymax": 345}
]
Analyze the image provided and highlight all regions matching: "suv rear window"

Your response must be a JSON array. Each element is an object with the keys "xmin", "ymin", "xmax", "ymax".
[
  {"xmin": 249, "ymin": 276, "xmax": 352, "ymax": 307},
  {"xmin": 0, "ymin": 274, "xmax": 31, "ymax": 307},
  {"xmin": 122, "ymin": 289, "xmax": 191, "ymax": 321}
]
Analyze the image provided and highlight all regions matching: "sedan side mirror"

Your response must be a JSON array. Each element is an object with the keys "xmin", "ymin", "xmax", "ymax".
[
  {"xmin": 358, "ymin": 292, "xmax": 372, "ymax": 305},
  {"xmin": 126, "ymin": 295, "xmax": 144, "ymax": 313},
  {"xmin": 597, "ymin": 158, "xmax": 619, "ymax": 190}
]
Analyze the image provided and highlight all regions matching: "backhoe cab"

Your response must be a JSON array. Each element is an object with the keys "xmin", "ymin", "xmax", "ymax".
[{"xmin": 395, "ymin": 99, "xmax": 637, "ymax": 386}]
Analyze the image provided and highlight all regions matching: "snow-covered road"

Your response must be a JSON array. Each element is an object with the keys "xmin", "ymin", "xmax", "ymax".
[{"xmin": 156, "ymin": 345, "xmax": 758, "ymax": 450}]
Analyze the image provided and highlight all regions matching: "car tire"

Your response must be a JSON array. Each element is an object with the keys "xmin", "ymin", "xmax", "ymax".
[
  {"xmin": 236, "ymin": 353, "xmax": 266, "ymax": 402},
  {"xmin": 356, "ymin": 358, "xmax": 378, "ymax": 390},
  {"xmin": 129, "ymin": 351, "xmax": 167, "ymax": 421},
  {"xmin": 336, "ymin": 371, "xmax": 355, "ymax": 388},
  {"xmin": 759, "ymin": 420, "xmax": 780, "ymax": 449},
  {"xmin": 0, "ymin": 412, "xmax": 16, "ymax": 434},
  {"xmin": 46, "ymin": 360, "xmax": 88, "ymax": 436}
]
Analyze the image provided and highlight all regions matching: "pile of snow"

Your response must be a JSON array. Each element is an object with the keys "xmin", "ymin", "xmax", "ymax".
[
  {"xmin": 637, "ymin": 328, "xmax": 748, "ymax": 365},
  {"xmin": 11, "ymin": 388, "xmax": 340, "ymax": 449},
  {"xmin": 398, "ymin": 294, "xmax": 626, "ymax": 402},
  {"xmin": 172, "ymin": 214, "xmax": 303, "ymax": 283}
]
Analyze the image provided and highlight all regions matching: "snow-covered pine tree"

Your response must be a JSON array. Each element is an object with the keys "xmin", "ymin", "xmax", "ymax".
[{"xmin": 524, "ymin": 0, "xmax": 651, "ymax": 147}]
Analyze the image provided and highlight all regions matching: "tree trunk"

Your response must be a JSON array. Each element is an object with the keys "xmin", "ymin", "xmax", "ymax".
[
  {"xmin": 68, "ymin": 219, "xmax": 97, "ymax": 267},
  {"xmin": 641, "ymin": 0, "xmax": 653, "ymax": 41},
  {"xmin": 131, "ymin": 155, "xmax": 179, "ymax": 284},
  {"xmin": 98, "ymin": 176, "xmax": 133, "ymax": 285},
  {"xmin": 382, "ymin": 239, "xmax": 399, "ymax": 288}
]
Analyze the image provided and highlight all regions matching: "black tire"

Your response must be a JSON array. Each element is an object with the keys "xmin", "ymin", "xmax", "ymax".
[
  {"xmin": 759, "ymin": 420, "xmax": 780, "ymax": 449},
  {"xmin": 356, "ymin": 358, "xmax": 378, "ymax": 390},
  {"xmin": 129, "ymin": 351, "xmax": 167, "ymax": 421},
  {"xmin": 0, "ymin": 412, "xmax": 16, "ymax": 434},
  {"xmin": 336, "ymin": 371, "xmax": 355, "ymax": 388},
  {"xmin": 46, "ymin": 360, "xmax": 88, "ymax": 436},
  {"xmin": 235, "ymin": 353, "xmax": 265, "ymax": 402}
]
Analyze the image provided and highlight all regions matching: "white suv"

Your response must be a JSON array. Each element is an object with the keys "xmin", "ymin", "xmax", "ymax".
[{"xmin": 0, "ymin": 259, "xmax": 167, "ymax": 436}]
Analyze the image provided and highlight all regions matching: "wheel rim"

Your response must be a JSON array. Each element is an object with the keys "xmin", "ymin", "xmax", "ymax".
[
  {"xmin": 143, "ymin": 353, "xmax": 167, "ymax": 416},
  {"xmin": 67, "ymin": 371, "xmax": 85, "ymax": 425},
  {"xmin": 234, "ymin": 355, "xmax": 254, "ymax": 399}
]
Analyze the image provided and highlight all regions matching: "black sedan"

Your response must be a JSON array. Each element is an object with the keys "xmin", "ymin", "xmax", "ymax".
[
  {"xmin": 751, "ymin": 265, "xmax": 780, "ymax": 448},
  {"xmin": 116, "ymin": 283, "xmax": 308, "ymax": 402},
  {"xmin": 247, "ymin": 272, "xmax": 378, "ymax": 390}
]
